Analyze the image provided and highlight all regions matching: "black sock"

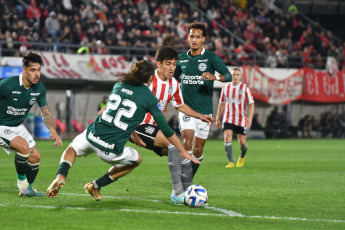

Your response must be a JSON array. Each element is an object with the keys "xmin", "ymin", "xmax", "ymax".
[
  {"xmin": 14, "ymin": 153, "xmax": 29, "ymax": 179},
  {"xmin": 240, "ymin": 144, "xmax": 248, "ymax": 158},
  {"xmin": 56, "ymin": 162, "xmax": 71, "ymax": 178},
  {"xmin": 191, "ymin": 153, "xmax": 203, "ymax": 177},
  {"xmin": 27, "ymin": 162, "xmax": 39, "ymax": 185},
  {"xmin": 93, "ymin": 173, "xmax": 115, "ymax": 189}
]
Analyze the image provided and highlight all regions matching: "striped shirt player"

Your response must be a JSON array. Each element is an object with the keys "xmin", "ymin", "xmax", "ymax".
[
  {"xmin": 216, "ymin": 68, "xmax": 255, "ymax": 169},
  {"xmin": 219, "ymin": 82, "xmax": 254, "ymax": 129},
  {"xmin": 141, "ymin": 70, "xmax": 184, "ymax": 126}
]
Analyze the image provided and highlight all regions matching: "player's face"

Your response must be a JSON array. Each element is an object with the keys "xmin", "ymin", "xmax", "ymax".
[
  {"xmin": 156, "ymin": 59, "xmax": 177, "ymax": 81},
  {"xmin": 187, "ymin": 28, "xmax": 205, "ymax": 51},
  {"xmin": 231, "ymin": 70, "xmax": 242, "ymax": 85},
  {"xmin": 22, "ymin": 62, "xmax": 42, "ymax": 86}
]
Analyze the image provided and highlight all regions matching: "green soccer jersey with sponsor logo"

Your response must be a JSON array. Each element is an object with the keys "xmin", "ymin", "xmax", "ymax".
[
  {"xmin": 86, "ymin": 82, "xmax": 169, "ymax": 154},
  {"xmin": 173, "ymin": 48, "xmax": 232, "ymax": 114},
  {"xmin": 0, "ymin": 75, "xmax": 47, "ymax": 126}
]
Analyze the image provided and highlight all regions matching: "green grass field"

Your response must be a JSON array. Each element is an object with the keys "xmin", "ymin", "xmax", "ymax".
[{"xmin": 0, "ymin": 138, "xmax": 344, "ymax": 230}]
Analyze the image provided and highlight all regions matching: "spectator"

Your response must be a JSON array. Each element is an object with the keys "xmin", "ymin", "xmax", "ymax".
[
  {"xmin": 251, "ymin": 113, "xmax": 264, "ymax": 130},
  {"xmin": 45, "ymin": 11, "xmax": 60, "ymax": 40},
  {"xmin": 298, "ymin": 115, "xmax": 312, "ymax": 138}
]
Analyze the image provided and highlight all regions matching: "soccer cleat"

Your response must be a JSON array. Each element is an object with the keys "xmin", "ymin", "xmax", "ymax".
[
  {"xmin": 225, "ymin": 162, "xmax": 235, "ymax": 168},
  {"xmin": 84, "ymin": 182, "xmax": 102, "ymax": 201},
  {"xmin": 46, "ymin": 178, "xmax": 66, "ymax": 198},
  {"xmin": 170, "ymin": 192, "xmax": 185, "ymax": 204},
  {"xmin": 19, "ymin": 187, "xmax": 45, "ymax": 197},
  {"xmin": 236, "ymin": 157, "xmax": 246, "ymax": 168},
  {"xmin": 19, "ymin": 185, "xmax": 36, "ymax": 197}
]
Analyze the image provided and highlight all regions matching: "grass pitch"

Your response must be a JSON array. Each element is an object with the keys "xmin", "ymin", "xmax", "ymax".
[{"xmin": 0, "ymin": 138, "xmax": 344, "ymax": 230}]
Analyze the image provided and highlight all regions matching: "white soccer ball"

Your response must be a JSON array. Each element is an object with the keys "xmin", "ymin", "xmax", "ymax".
[{"xmin": 184, "ymin": 184, "xmax": 208, "ymax": 207}]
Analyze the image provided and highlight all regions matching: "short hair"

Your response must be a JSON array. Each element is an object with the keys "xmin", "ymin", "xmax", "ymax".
[
  {"xmin": 119, "ymin": 60, "xmax": 155, "ymax": 86},
  {"xmin": 187, "ymin": 22, "xmax": 207, "ymax": 37},
  {"xmin": 155, "ymin": 46, "xmax": 179, "ymax": 62},
  {"xmin": 22, "ymin": 50, "xmax": 43, "ymax": 67},
  {"xmin": 232, "ymin": 67, "xmax": 241, "ymax": 73}
]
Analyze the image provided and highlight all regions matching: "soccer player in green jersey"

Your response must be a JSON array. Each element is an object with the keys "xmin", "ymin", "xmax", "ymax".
[
  {"xmin": 0, "ymin": 50, "xmax": 62, "ymax": 197},
  {"xmin": 47, "ymin": 60, "xmax": 200, "ymax": 201},
  {"xmin": 173, "ymin": 22, "xmax": 232, "ymax": 177}
]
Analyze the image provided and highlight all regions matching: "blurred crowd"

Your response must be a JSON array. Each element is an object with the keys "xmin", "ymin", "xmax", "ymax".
[
  {"xmin": 1, "ymin": 0, "xmax": 345, "ymax": 69},
  {"xmin": 252, "ymin": 106, "xmax": 345, "ymax": 138}
]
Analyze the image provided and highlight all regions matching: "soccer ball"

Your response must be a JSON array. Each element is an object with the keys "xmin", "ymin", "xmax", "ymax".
[{"xmin": 184, "ymin": 184, "xmax": 208, "ymax": 207}]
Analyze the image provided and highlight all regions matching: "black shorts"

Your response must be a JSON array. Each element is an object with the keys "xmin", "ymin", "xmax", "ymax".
[
  {"xmin": 129, "ymin": 124, "xmax": 164, "ymax": 156},
  {"xmin": 223, "ymin": 122, "xmax": 247, "ymax": 135}
]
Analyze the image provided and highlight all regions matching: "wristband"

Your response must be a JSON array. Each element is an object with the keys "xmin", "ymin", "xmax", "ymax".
[{"xmin": 215, "ymin": 75, "xmax": 220, "ymax": 81}]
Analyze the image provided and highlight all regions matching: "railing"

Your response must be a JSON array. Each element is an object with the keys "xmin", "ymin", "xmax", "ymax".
[{"xmin": 1, "ymin": 40, "xmax": 343, "ymax": 70}]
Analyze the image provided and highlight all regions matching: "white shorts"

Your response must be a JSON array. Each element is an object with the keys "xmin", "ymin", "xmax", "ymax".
[
  {"xmin": 70, "ymin": 130, "xmax": 139, "ymax": 168},
  {"xmin": 0, "ymin": 124, "xmax": 36, "ymax": 155},
  {"xmin": 178, "ymin": 112, "xmax": 211, "ymax": 139}
]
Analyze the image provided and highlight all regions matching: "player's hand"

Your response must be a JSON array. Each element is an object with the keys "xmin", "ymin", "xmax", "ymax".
[
  {"xmin": 216, "ymin": 119, "xmax": 222, "ymax": 129},
  {"xmin": 181, "ymin": 150, "xmax": 201, "ymax": 165},
  {"xmin": 162, "ymin": 104, "xmax": 168, "ymax": 117},
  {"xmin": 131, "ymin": 132, "xmax": 146, "ymax": 147},
  {"xmin": 200, "ymin": 114, "xmax": 216, "ymax": 125},
  {"xmin": 98, "ymin": 107, "xmax": 106, "ymax": 115},
  {"xmin": 201, "ymin": 72, "xmax": 216, "ymax": 81},
  {"xmin": 50, "ymin": 129, "xmax": 62, "ymax": 147},
  {"xmin": 246, "ymin": 118, "xmax": 252, "ymax": 129}
]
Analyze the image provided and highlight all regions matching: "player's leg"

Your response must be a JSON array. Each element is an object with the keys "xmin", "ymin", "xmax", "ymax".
[
  {"xmin": 47, "ymin": 130, "xmax": 89, "ymax": 197},
  {"xmin": 84, "ymin": 147, "xmax": 142, "ymax": 201},
  {"xmin": 223, "ymin": 125, "xmax": 235, "ymax": 168},
  {"xmin": 236, "ymin": 134, "xmax": 248, "ymax": 168}
]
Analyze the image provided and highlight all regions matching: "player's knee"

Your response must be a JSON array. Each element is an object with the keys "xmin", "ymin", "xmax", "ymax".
[
  {"xmin": 136, "ymin": 153, "xmax": 142, "ymax": 165},
  {"xmin": 28, "ymin": 150, "xmax": 41, "ymax": 163}
]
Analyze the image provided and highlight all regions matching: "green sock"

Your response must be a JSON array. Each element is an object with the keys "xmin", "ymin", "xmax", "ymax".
[
  {"xmin": 14, "ymin": 153, "xmax": 28, "ymax": 180},
  {"xmin": 56, "ymin": 162, "xmax": 71, "ymax": 178},
  {"xmin": 94, "ymin": 173, "xmax": 115, "ymax": 189}
]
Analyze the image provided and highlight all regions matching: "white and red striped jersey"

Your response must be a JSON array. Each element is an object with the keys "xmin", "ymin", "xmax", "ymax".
[
  {"xmin": 219, "ymin": 82, "xmax": 254, "ymax": 127},
  {"xmin": 142, "ymin": 70, "xmax": 184, "ymax": 125}
]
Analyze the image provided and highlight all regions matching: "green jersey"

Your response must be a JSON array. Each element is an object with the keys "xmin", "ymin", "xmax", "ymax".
[
  {"xmin": 86, "ymin": 82, "xmax": 170, "ymax": 154},
  {"xmin": 173, "ymin": 48, "xmax": 232, "ymax": 114},
  {"xmin": 0, "ymin": 75, "xmax": 47, "ymax": 126}
]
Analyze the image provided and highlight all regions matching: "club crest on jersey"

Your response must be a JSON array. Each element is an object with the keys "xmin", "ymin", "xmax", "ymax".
[
  {"xmin": 29, "ymin": 98, "xmax": 37, "ymax": 105},
  {"xmin": 183, "ymin": 115, "xmax": 190, "ymax": 122},
  {"xmin": 198, "ymin": 63, "xmax": 207, "ymax": 72},
  {"xmin": 4, "ymin": 129, "xmax": 12, "ymax": 134},
  {"xmin": 145, "ymin": 126, "xmax": 155, "ymax": 135}
]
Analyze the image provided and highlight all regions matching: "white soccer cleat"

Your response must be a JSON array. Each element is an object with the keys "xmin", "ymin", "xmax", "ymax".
[{"xmin": 17, "ymin": 179, "xmax": 29, "ymax": 191}]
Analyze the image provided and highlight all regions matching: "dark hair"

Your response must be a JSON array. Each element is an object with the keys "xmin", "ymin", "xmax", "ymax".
[
  {"xmin": 119, "ymin": 60, "xmax": 155, "ymax": 86},
  {"xmin": 22, "ymin": 50, "xmax": 43, "ymax": 67},
  {"xmin": 155, "ymin": 46, "xmax": 179, "ymax": 62},
  {"xmin": 187, "ymin": 22, "xmax": 207, "ymax": 37}
]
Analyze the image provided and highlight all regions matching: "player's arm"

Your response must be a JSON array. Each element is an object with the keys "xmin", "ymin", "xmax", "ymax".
[
  {"xmin": 39, "ymin": 105, "xmax": 62, "ymax": 147},
  {"xmin": 155, "ymin": 116, "xmax": 200, "ymax": 165},
  {"xmin": 247, "ymin": 103, "xmax": 255, "ymax": 129},
  {"xmin": 130, "ymin": 131, "xmax": 146, "ymax": 147},
  {"xmin": 201, "ymin": 54, "xmax": 232, "ymax": 82},
  {"xmin": 176, "ymin": 104, "xmax": 215, "ymax": 125},
  {"xmin": 216, "ymin": 102, "xmax": 226, "ymax": 129}
]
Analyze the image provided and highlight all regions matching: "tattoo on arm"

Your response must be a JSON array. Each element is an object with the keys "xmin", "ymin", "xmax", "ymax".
[{"xmin": 40, "ymin": 105, "xmax": 54, "ymax": 130}]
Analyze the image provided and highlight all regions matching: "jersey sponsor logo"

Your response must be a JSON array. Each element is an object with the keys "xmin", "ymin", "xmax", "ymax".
[
  {"xmin": 226, "ymin": 98, "xmax": 241, "ymax": 104},
  {"xmin": 198, "ymin": 63, "xmax": 207, "ymax": 71},
  {"xmin": 180, "ymin": 60, "xmax": 189, "ymax": 63},
  {"xmin": 12, "ymin": 91, "xmax": 21, "ymax": 94},
  {"xmin": 88, "ymin": 132, "xmax": 115, "ymax": 150},
  {"xmin": 121, "ymin": 88, "xmax": 133, "ymax": 95},
  {"xmin": 29, "ymin": 98, "xmax": 37, "ymax": 105},
  {"xmin": 144, "ymin": 126, "xmax": 155, "ymax": 135},
  {"xmin": 6, "ymin": 106, "xmax": 28, "ymax": 116},
  {"xmin": 30, "ymin": 93, "xmax": 40, "ymax": 96},
  {"xmin": 4, "ymin": 129, "xmax": 12, "ymax": 134},
  {"xmin": 181, "ymin": 75, "xmax": 205, "ymax": 85},
  {"xmin": 183, "ymin": 115, "xmax": 190, "ymax": 122},
  {"xmin": 198, "ymin": 59, "xmax": 208, "ymax": 62},
  {"xmin": 13, "ymin": 98, "xmax": 18, "ymax": 101}
]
